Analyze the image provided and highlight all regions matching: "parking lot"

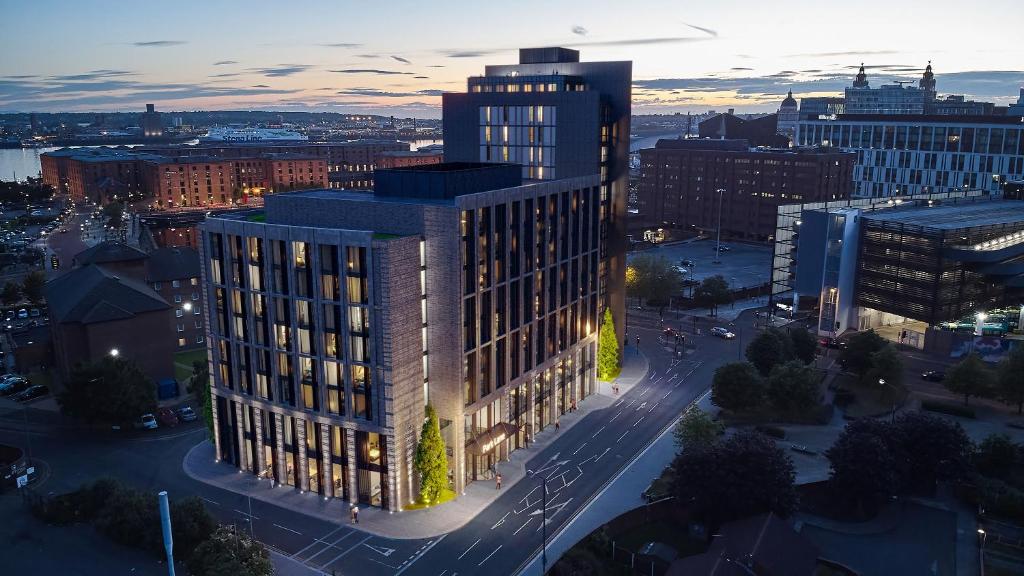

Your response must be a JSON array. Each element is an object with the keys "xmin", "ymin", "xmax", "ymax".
[{"xmin": 629, "ymin": 238, "xmax": 773, "ymax": 289}]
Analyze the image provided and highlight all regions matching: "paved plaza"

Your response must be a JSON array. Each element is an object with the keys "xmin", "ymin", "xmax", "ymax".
[{"xmin": 630, "ymin": 238, "xmax": 773, "ymax": 290}]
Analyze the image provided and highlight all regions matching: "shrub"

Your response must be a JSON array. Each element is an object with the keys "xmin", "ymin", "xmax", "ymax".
[
  {"xmin": 921, "ymin": 400, "xmax": 976, "ymax": 419},
  {"xmin": 756, "ymin": 425, "xmax": 787, "ymax": 439}
]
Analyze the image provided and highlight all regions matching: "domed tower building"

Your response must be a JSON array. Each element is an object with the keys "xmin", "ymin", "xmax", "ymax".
[
  {"xmin": 776, "ymin": 90, "xmax": 799, "ymax": 143},
  {"xmin": 852, "ymin": 63, "xmax": 869, "ymax": 88},
  {"xmin": 919, "ymin": 61, "xmax": 937, "ymax": 101}
]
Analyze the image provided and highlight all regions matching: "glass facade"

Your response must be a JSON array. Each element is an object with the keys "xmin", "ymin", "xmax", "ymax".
[{"xmin": 479, "ymin": 105, "xmax": 557, "ymax": 180}]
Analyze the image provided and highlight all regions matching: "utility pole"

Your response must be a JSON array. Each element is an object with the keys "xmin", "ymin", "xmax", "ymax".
[
  {"xmin": 158, "ymin": 491, "xmax": 175, "ymax": 576},
  {"xmin": 713, "ymin": 188, "xmax": 725, "ymax": 264}
]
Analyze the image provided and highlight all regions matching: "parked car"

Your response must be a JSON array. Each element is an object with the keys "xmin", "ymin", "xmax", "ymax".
[
  {"xmin": 12, "ymin": 385, "xmax": 49, "ymax": 402},
  {"xmin": 663, "ymin": 327, "xmax": 679, "ymax": 338},
  {"xmin": 157, "ymin": 408, "xmax": 179, "ymax": 427},
  {"xmin": 710, "ymin": 326, "xmax": 736, "ymax": 339},
  {"xmin": 819, "ymin": 337, "xmax": 847, "ymax": 350},
  {"xmin": 29, "ymin": 308, "xmax": 40, "ymax": 318},
  {"xmin": 134, "ymin": 414, "xmax": 158, "ymax": 430},
  {"xmin": 921, "ymin": 370, "xmax": 946, "ymax": 382},
  {"xmin": 680, "ymin": 259, "xmax": 695, "ymax": 267},
  {"xmin": 717, "ymin": 245, "xmax": 732, "ymax": 252},
  {"xmin": 176, "ymin": 406, "xmax": 198, "ymax": 422},
  {"xmin": 16, "ymin": 309, "xmax": 27, "ymax": 319},
  {"xmin": 0, "ymin": 377, "xmax": 30, "ymax": 396}
]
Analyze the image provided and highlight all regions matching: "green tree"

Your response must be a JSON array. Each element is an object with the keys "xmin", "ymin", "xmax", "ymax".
[
  {"xmin": 597, "ymin": 308, "xmax": 620, "ymax": 380},
  {"xmin": 826, "ymin": 419, "xmax": 901, "ymax": 515},
  {"xmin": 1, "ymin": 281, "xmax": 20, "ymax": 306},
  {"xmin": 865, "ymin": 344, "xmax": 904, "ymax": 388},
  {"xmin": 944, "ymin": 353, "xmax": 990, "ymax": 406},
  {"xmin": 21, "ymin": 270, "xmax": 46, "ymax": 305},
  {"xmin": 838, "ymin": 329, "xmax": 886, "ymax": 377},
  {"xmin": 788, "ymin": 328, "xmax": 818, "ymax": 365},
  {"xmin": 693, "ymin": 275, "xmax": 731, "ymax": 316},
  {"xmin": 189, "ymin": 359, "xmax": 214, "ymax": 437},
  {"xmin": 93, "ymin": 483, "xmax": 160, "ymax": 553},
  {"xmin": 171, "ymin": 496, "xmax": 217, "ymax": 553},
  {"xmin": 767, "ymin": 360, "xmax": 820, "ymax": 414},
  {"xmin": 975, "ymin": 434, "xmax": 1018, "ymax": 479},
  {"xmin": 187, "ymin": 525, "xmax": 273, "ymax": 576},
  {"xmin": 627, "ymin": 254, "xmax": 683, "ymax": 307},
  {"xmin": 414, "ymin": 405, "xmax": 449, "ymax": 505},
  {"xmin": 894, "ymin": 411, "xmax": 973, "ymax": 492},
  {"xmin": 745, "ymin": 328, "xmax": 794, "ymax": 376},
  {"xmin": 103, "ymin": 200, "xmax": 125, "ymax": 229},
  {"xmin": 673, "ymin": 407, "xmax": 723, "ymax": 450},
  {"xmin": 711, "ymin": 361, "xmax": 765, "ymax": 413},
  {"xmin": 671, "ymin": 430, "xmax": 797, "ymax": 528},
  {"xmin": 58, "ymin": 356, "xmax": 156, "ymax": 424},
  {"xmin": 996, "ymin": 346, "xmax": 1024, "ymax": 414}
]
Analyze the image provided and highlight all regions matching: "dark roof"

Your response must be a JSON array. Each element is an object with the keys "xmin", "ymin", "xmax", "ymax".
[
  {"xmin": 667, "ymin": 514, "xmax": 819, "ymax": 576},
  {"xmin": 73, "ymin": 241, "xmax": 149, "ymax": 266},
  {"xmin": 655, "ymin": 138, "xmax": 750, "ymax": 151},
  {"xmin": 45, "ymin": 264, "xmax": 169, "ymax": 325},
  {"xmin": 861, "ymin": 198, "xmax": 1024, "ymax": 230},
  {"xmin": 146, "ymin": 247, "xmax": 201, "ymax": 282}
]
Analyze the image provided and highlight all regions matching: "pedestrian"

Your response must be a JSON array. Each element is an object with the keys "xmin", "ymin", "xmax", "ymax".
[
  {"xmin": 352, "ymin": 504, "xmax": 359, "ymax": 524},
  {"xmin": 555, "ymin": 420, "xmax": 560, "ymax": 430},
  {"xmin": 636, "ymin": 335, "xmax": 640, "ymax": 347},
  {"xmin": 349, "ymin": 505, "xmax": 355, "ymax": 523},
  {"xmin": 496, "ymin": 473, "xmax": 502, "ymax": 490}
]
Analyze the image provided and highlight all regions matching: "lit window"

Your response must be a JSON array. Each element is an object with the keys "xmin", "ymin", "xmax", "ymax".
[
  {"xmin": 172, "ymin": 280, "xmax": 181, "ymax": 288},
  {"xmin": 176, "ymin": 309, "xmax": 184, "ymax": 318}
]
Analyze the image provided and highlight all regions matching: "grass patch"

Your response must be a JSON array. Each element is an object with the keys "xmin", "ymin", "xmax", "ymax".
[
  {"xmin": 836, "ymin": 373, "xmax": 908, "ymax": 419},
  {"xmin": 26, "ymin": 370, "xmax": 53, "ymax": 389},
  {"xmin": 721, "ymin": 402, "xmax": 833, "ymax": 426},
  {"xmin": 403, "ymin": 488, "xmax": 456, "ymax": 510},
  {"xmin": 921, "ymin": 400, "xmax": 976, "ymax": 419},
  {"xmin": 174, "ymin": 349, "xmax": 207, "ymax": 383},
  {"xmin": 613, "ymin": 519, "xmax": 706, "ymax": 557}
]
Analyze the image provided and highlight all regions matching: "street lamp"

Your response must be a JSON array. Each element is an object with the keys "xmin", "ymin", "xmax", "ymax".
[
  {"xmin": 183, "ymin": 302, "xmax": 193, "ymax": 312},
  {"xmin": 110, "ymin": 348, "xmax": 120, "ymax": 357},
  {"xmin": 978, "ymin": 528, "xmax": 987, "ymax": 550},
  {"xmin": 713, "ymin": 188, "xmax": 725, "ymax": 264},
  {"xmin": 526, "ymin": 469, "xmax": 548, "ymax": 574},
  {"xmin": 879, "ymin": 378, "xmax": 896, "ymax": 423}
]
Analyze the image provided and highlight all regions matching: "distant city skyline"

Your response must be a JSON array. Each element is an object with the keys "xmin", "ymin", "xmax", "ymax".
[{"xmin": 2, "ymin": 0, "xmax": 1023, "ymax": 116}]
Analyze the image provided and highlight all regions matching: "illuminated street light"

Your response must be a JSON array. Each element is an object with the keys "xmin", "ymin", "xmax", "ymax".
[
  {"xmin": 183, "ymin": 302, "xmax": 193, "ymax": 311},
  {"xmin": 110, "ymin": 348, "xmax": 120, "ymax": 357}
]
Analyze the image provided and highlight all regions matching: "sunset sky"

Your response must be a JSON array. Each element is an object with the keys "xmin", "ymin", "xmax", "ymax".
[{"xmin": 2, "ymin": 0, "xmax": 1023, "ymax": 116}]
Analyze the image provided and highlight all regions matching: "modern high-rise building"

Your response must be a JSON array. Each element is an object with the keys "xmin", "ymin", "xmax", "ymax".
[
  {"xmin": 442, "ymin": 47, "xmax": 631, "ymax": 344},
  {"xmin": 200, "ymin": 163, "xmax": 604, "ymax": 510}
]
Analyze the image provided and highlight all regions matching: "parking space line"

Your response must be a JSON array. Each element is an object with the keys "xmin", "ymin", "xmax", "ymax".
[
  {"xmin": 302, "ymin": 529, "xmax": 358, "ymax": 563},
  {"xmin": 291, "ymin": 525, "xmax": 346, "ymax": 558},
  {"xmin": 318, "ymin": 535, "xmax": 372, "ymax": 569}
]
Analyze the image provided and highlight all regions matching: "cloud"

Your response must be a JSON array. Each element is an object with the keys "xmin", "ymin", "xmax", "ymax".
[
  {"xmin": 391, "ymin": 55, "xmax": 412, "ymax": 64},
  {"xmin": 251, "ymin": 84, "xmax": 270, "ymax": 88},
  {"xmin": 683, "ymin": 23, "xmax": 718, "ymax": 37},
  {"xmin": 731, "ymin": 67, "xmax": 753, "ymax": 71},
  {"xmin": 335, "ymin": 87, "xmax": 444, "ymax": 98},
  {"xmin": 441, "ymin": 49, "xmax": 505, "ymax": 58},
  {"xmin": 572, "ymin": 25, "xmax": 588, "ymax": 36},
  {"xmin": 322, "ymin": 43, "xmax": 362, "ymax": 48},
  {"xmin": 250, "ymin": 64, "xmax": 312, "ymax": 77},
  {"xmin": 213, "ymin": 60, "xmax": 237, "ymax": 66},
  {"xmin": 788, "ymin": 49, "xmax": 898, "ymax": 58},
  {"xmin": 329, "ymin": 69, "xmax": 413, "ymax": 75},
  {"xmin": 50, "ymin": 69, "xmax": 136, "ymax": 81},
  {"xmin": 355, "ymin": 54, "xmax": 380, "ymax": 59},
  {"xmin": 414, "ymin": 76, "xmax": 429, "ymax": 79},
  {"xmin": 567, "ymin": 35, "xmax": 712, "ymax": 48},
  {"xmin": 209, "ymin": 72, "xmax": 240, "ymax": 78},
  {"xmin": 133, "ymin": 40, "xmax": 186, "ymax": 47},
  {"xmin": 428, "ymin": 65, "xmax": 445, "ymax": 68}
]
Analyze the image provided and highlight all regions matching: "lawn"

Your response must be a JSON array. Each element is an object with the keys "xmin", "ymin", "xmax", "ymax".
[
  {"xmin": 173, "ymin": 349, "xmax": 207, "ymax": 384},
  {"xmin": 614, "ymin": 519, "xmax": 706, "ymax": 557},
  {"xmin": 835, "ymin": 373, "xmax": 908, "ymax": 419}
]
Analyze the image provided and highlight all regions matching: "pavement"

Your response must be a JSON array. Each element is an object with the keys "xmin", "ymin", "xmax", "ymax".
[{"xmin": 632, "ymin": 238, "xmax": 773, "ymax": 290}]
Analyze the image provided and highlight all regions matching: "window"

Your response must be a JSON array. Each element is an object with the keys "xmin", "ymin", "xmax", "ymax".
[
  {"xmin": 172, "ymin": 280, "xmax": 181, "ymax": 288},
  {"xmin": 175, "ymin": 309, "xmax": 184, "ymax": 318},
  {"xmin": 194, "ymin": 306, "xmax": 202, "ymax": 316},
  {"xmin": 191, "ymin": 278, "xmax": 198, "ymax": 286},
  {"xmin": 174, "ymin": 294, "xmax": 182, "ymax": 303},
  {"xmin": 196, "ymin": 335, "xmax": 204, "ymax": 344},
  {"xmin": 177, "ymin": 324, "xmax": 184, "ymax": 332},
  {"xmin": 194, "ymin": 319, "xmax": 203, "ymax": 329},
  {"xmin": 154, "ymin": 282, "xmax": 162, "ymax": 290},
  {"xmin": 178, "ymin": 338, "xmax": 186, "ymax": 347},
  {"xmin": 192, "ymin": 292, "xmax": 199, "ymax": 300}
]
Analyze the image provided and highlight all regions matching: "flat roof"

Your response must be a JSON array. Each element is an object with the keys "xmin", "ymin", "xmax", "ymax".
[{"xmin": 861, "ymin": 199, "xmax": 1024, "ymax": 230}]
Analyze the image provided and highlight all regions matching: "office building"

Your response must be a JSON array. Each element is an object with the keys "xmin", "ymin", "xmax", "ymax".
[
  {"xmin": 776, "ymin": 91, "xmax": 799, "ymax": 141},
  {"xmin": 200, "ymin": 164, "xmax": 603, "ymax": 510},
  {"xmin": 1009, "ymin": 89, "xmax": 1024, "ymax": 116},
  {"xmin": 442, "ymin": 47, "xmax": 631, "ymax": 344},
  {"xmin": 141, "ymin": 104, "xmax": 164, "ymax": 138},
  {"xmin": 637, "ymin": 139, "xmax": 853, "ymax": 241}
]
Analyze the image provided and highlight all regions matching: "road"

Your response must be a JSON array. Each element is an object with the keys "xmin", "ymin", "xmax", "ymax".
[{"xmin": 0, "ymin": 309, "xmax": 751, "ymax": 575}]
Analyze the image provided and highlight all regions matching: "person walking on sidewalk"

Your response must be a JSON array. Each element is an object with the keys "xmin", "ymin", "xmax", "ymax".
[
  {"xmin": 496, "ymin": 473, "xmax": 502, "ymax": 490},
  {"xmin": 351, "ymin": 504, "xmax": 359, "ymax": 524}
]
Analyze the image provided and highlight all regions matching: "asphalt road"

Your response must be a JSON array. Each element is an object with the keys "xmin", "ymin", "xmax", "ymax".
[{"xmin": 0, "ymin": 309, "xmax": 751, "ymax": 576}]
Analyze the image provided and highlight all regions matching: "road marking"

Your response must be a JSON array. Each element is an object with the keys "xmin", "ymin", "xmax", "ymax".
[
  {"xmin": 290, "ymin": 525, "xmax": 346, "ymax": 558},
  {"xmin": 626, "ymin": 399, "xmax": 637, "ymax": 408},
  {"xmin": 201, "ymin": 497, "xmax": 220, "ymax": 506},
  {"xmin": 662, "ymin": 391, "xmax": 672, "ymax": 400},
  {"xmin": 636, "ymin": 401, "xmax": 647, "ymax": 411},
  {"xmin": 478, "ymin": 545, "xmax": 502, "ymax": 567},
  {"xmin": 668, "ymin": 373, "xmax": 680, "ymax": 381},
  {"xmin": 591, "ymin": 426, "xmax": 606, "ymax": 438},
  {"xmin": 572, "ymin": 442, "xmax": 587, "ymax": 455},
  {"xmin": 234, "ymin": 509, "xmax": 259, "ymax": 520},
  {"xmin": 649, "ymin": 402, "xmax": 659, "ymax": 413},
  {"xmin": 514, "ymin": 517, "xmax": 534, "ymax": 535},
  {"xmin": 491, "ymin": 512, "xmax": 509, "ymax": 530},
  {"xmin": 458, "ymin": 539, "xmax": 480, "ymax": 560},
  {"xmin": 616, "ymin": 431, "xmax": 628, "ymax": 443},
  {"xmin": 394, "ymin": 535, "xmax": 446, "ymax": 576},
  {"xmin": 363, "ymin": 543, "xmax": 396, "ymax": 557},
  {"xmin": 302, "ymin": 529, "xmax": 358, "ymax": 563},
  {"xmin": 594, "ymin": 447, "xmax": 611, "ymax": 462},
  {"xmin": 609, "ymin": 410, "xmax": 623, "ymax": 422},
  {"xmin": 318, "ymin": 535, "xmax": 372, "ymax": 569},
  {"xmin": 273, "ymin": 523, "xmax": 302, "ymax": 535}
]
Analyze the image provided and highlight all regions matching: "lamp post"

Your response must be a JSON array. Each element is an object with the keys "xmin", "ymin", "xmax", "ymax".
[
  {"xmin": 879, "ymin": 378, "xmax": 896, "ymax": 423},
  {"xmin": 713, "ymin": 188, "xmax": 725, "ymax": 264}
]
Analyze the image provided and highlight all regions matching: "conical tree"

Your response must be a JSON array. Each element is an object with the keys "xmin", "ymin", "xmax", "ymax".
[
  {"xmin": 414, "ymin": 405, "xmax": 448, "ymax": 505},
  {"xmin": 598, "ymin": 308, "xmax": 621, "ymax": 380}
]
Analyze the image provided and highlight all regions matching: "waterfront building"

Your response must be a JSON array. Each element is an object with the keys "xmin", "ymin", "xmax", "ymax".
[
  {"xmin": 776, "ymin": 91, "xmax": 799, "ymax": 141},
  {"xmin": 141, "ymin": 104, "xmax": 164, "ymax": 139}
]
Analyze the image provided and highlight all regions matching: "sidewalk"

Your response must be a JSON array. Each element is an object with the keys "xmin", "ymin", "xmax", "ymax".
[{"xmin": 183, "ymin": 349, "xmax": 651, "ymax": 540}]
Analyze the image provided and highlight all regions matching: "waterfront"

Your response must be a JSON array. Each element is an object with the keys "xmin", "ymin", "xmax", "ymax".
[{"xmin": 0, "ymin": 146, "xmax": 57, "ymax": 181}]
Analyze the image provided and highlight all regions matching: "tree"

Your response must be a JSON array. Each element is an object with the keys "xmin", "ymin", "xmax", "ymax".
[
  {"xmin": 865, "ymin": 344, "xmax": 904, "ymax": 388},
  {"xmin": 58, "ymin": 356, "xmax": 156, "ymax": 424},
  {"xmin": 894, "ymin": 411, "xmax": 973, "ymax": 492},
  {"xmin": 21, "ymin": 270, "xmax": 46, "ymax": 305},
  {"xmin": 944, "ymin": 353, "xmax": 990, "ymax": 406},
  {"xmin": 93, "ymin": 483, "xmax": 160, "ymax": 553},
  {"xmin": 745, "ymin": 328, "xmax": 794, "ymax": 376},
  {"xmin": 187, "ymin": 525, "xmax": 273, "ymax": 576},
  {"xmin": 189, "ymin": 360, "xmax": 214, "ymax": 438},
  {"xmin": 838, "ymin": 329, "xmax": 886, "ymax": 377},
  {"xmin": 975, "ymin": 434, "xmax": 1018, "ymax": 479},
  {"xmin": 767, "ymin": 360, "xmax": 820, "ymax": 414},
  {"xmin": 627, "ymin": 254, "xmax": 683, "ymax": 307},
  {"xmin": 671, "ymin": 430, "xmax": 797, "ymax": 527},
  {"xmin": 674, "ymin": 407, "xmax": 723, "ymax": 450},
  {"xmin": 788, "ymin": 328, "xmax": 818, "ymax": 365},
  {"xmin": 711, "ymin": 362, "xmax": 765, "ymax": 412},
  {"xmin": 414, "ymin": 405, "xmax": 448, "ymax": 505},
  {"xmin": 1, "ymin": 281, "xmax": 20, "ymax": 306},
  {"xmin": 826, "ymin": 420, "xmax": 901, "ymax": 515},
  {"xmin": 171, "ymin": 496, "xmax": 217, "ymax": 553},
  {"xmin": 996, "ymin": 346, "xmax": 1024, "ymax": 414},
  {"xmin": 693, "ymin": 275, "xmax": 731, "ymax": 316},
  {"xmin": 597, "ymin": 308, "xmax": 620, "ymax": 380}
]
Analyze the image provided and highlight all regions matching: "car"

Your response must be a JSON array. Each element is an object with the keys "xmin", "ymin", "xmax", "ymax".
[
  {"xmin": 16, "ymin": 309, "xmax": 27, "ymax": 319},
  {"xmin": 922, "ymin": 370, "xmax": 946, "ymax": 382},
  {"xmin": 176, "ymin": 406, "xmax": 198, "ymax": 422},
  {"xmin": 663, "ymin": 327, "xmax": 678, "ymax": 338},
  {"xmin": 29, "ymin": 308, "xmax": 40, "ymax": 318},
  {"xmin": 0, "ymin": 377, "xmax": 29, "ymax": 396},
  {"xmin": 680, "ymin": 259, "xmax": 695, "ymax": 267},
  {"xmin": 819, "ymin": 337, "xmax": 847, "ymax": 350},
  {"xmin": 3, "ymin": 311, "xmax": 13, "ymax": 321},
  {"xmin": 710, "ymin": 326, "xmax": 736, "ymax": 339},
  {"xmin": 672, "ymin": 265, "xmax": 689, "ymax": 275},
  {"xmin": 60, "ymin": 228, "xmax": 68, "ymax": 233},
  {"xmin": 157, "ymin": 408, "xmax": 179, "ymax": 427},
  {"xmin": 134, "ymin": 414, "xmax": 158, "ymax": 430},
  {"xmin": 12, "ymin": 385, "xmax": 49, "ymax": 402}
]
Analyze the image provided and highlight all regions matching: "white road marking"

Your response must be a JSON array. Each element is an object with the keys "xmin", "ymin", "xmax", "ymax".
[
  {"xmin": 290, "ymin": 525, "xmax": 347, "ymax": 558},
  {"xmin": 318, "ymin": 535, "xmax": 372, "ymax": 568},
  {"xmin": 302, "ymin": 529, "xmax": 359, "ymax": 563},
  {"xmin": 591, "ymin": 426, "xmax": 606, "ymax": 438},
  {"xmin": 478, "ymin": 545, "xmax": 502, "ymax": 567},
  {"xmin": 363, "ymin": 543, "xmax": 396, "ymax": 557},
  {"xmin": 234, "ymin": 509, "xmax": 259, "ymax": 520},
  {"xmin": 662, "ymin": 391, "xmax": 672, "ymax": 400},
  {"xmin": 616, "ymin": 431, "xmax": 629, "ymax": 443},
  {"xmin": 273, "ymin": 523, "xmax": 302, "ymax": 535},
  {"xmin": 649, "ymin": 402, "xmax": 659, "ymax": 413},
  {"xmin": 201, "ymin": 497, "xmax": 220, "ymax": 506},
  {"xmin": 609, "ymin": 410, "xmax": 623, "ymax": 422},
  {"xmin": 572, "ymin": 442, "xmax": 587, "ymax": 455},
  {"xmin": 636, "ymin": 401, "xmax": 647, "ymax": 411},
  {"xmin": 633, "ymin": 417, "xmax": 644, "ymax": 428},
  {"xmin": 394, "ymin": 534, "xmax": 446, "ymax": 576},
  {"xmin": 458, "ymin": 539, "xmax": 480, "ymax": 560},
  {"xmin": 514, "ymin": 517, "xmax": 534, "ymax": 535},
  {"xmin": 595, "ymin": 447, "xmax": 611, "ymax": 461},
  {"xmin": 491, "ymin": 512, "xmax": 509, "ymax": 530}
]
